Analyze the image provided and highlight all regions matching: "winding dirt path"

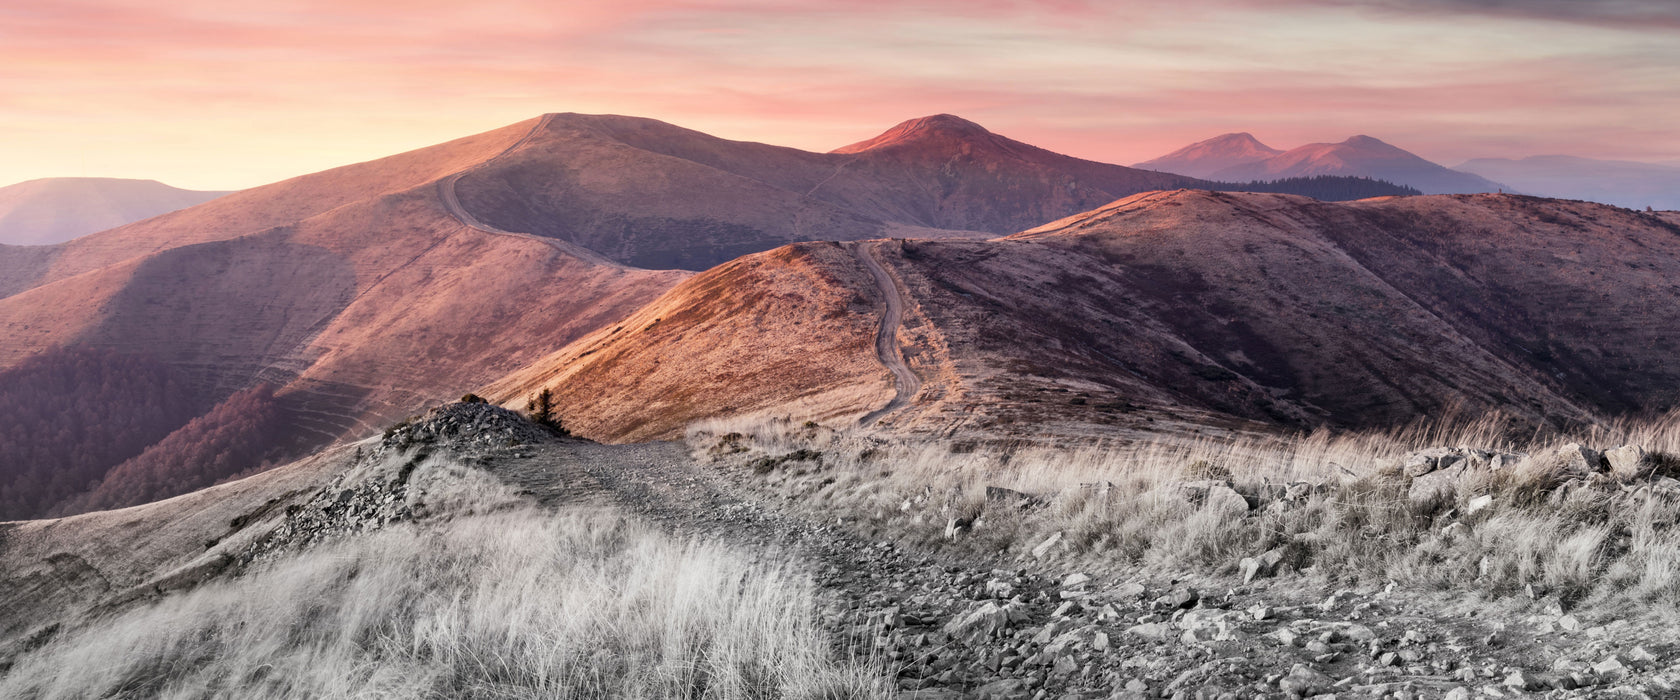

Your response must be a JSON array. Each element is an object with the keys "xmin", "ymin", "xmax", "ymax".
[
  {"xmin": 854, "ymin": 241, "xmax": 921, "ymax": 425},
  {"xmin": 436, "ymin": 114, "xmax": 553, "ymax": 235},
  {"xmin": 434, "ymin": 115, "xmax": 620, "ymax": 266}
]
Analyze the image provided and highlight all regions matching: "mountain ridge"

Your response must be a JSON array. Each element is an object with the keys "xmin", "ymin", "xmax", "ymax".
[{"xmin": 492, "ymin": 189, "xmax": 1680, "ymax": 443}]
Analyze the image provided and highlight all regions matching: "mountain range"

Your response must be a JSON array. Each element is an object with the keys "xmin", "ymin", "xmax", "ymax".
[
  {"xmin": 4, "ymin": 112, "xmax": 1680, "ymax": 518},
  {"xmin": 0, "ymin": 178, "xmax": 229, "ymax": 246},
  {"xmin": 1138, "ymin": 133, "xmax": 1506, "ymax": 194}
]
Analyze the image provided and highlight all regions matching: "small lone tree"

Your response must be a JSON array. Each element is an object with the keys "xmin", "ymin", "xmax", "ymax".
[{"xmin": 525, "ymin": 387, "xmax": 566, "ymax": 434}]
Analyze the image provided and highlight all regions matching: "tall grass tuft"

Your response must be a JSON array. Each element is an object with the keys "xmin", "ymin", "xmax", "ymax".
[{"xmin": 0, "ymin": 509, "xmax": 889, "ymax": 700}]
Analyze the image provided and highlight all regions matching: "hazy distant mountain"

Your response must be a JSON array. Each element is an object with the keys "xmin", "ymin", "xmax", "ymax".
[
  {"xmin": 0, "ymin": 178, "xmax": 228, "ymax": 246},
  {"xmin": 1456, "ymin": 156, "xmax": 1680, "ymax": 211},
  {"xmin": 1204, "ymin": 136, "xmax": 1506, "ymax": 195},
  {"xmin": 1134, "ymin": 133, "xmax": 1283, "ymax": 179}
]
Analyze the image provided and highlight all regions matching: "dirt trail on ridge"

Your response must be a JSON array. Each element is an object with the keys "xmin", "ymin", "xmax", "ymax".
[{"xmin": 854, "ymin": 241, "xmax": 921, "ymax": 425}]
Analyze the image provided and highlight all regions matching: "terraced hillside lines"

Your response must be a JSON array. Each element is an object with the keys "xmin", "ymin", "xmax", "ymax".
[{"xmin": 855, "ymin": 241, "xmax": 921, "ymax": 425}]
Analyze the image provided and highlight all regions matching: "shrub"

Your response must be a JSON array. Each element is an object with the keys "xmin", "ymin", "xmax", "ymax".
[{"xmin": 525, "ymin": 388, "xmax": 569, "ymax": 436}]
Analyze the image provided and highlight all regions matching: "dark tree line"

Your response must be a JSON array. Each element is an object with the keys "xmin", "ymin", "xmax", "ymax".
[
  {"xmin": 73, "ymin": 384, "xmax": 295, "ymax": 513},
  {"xmin": 0, "ymin": 346, "xmax": 201, "ymax": 519},
  {"xmin": 1212, "ymin": 175, "xmax": 1422, "ymax": 201}
]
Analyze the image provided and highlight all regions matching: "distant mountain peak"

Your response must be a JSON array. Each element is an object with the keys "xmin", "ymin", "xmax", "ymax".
[
  {"xmin": 1134, "ymin": 132, "xmax": 1283, "ymax": 178},
  {"xmin": 1207, "ymin": 132, "xmax": 1273, "ymax": 147},
  {"xmin": 831, "ymin": 114, "xmax": 998, "ymax": 154}
]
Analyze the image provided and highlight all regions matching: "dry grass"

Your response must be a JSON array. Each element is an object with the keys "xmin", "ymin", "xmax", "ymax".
[
  {"xmin": 691, "ymin": 412, "xmax": 1680, "ymax": 612},
  {"xmin": 0, "ymin": 507, "xmax": 888, "ymax": 700}
]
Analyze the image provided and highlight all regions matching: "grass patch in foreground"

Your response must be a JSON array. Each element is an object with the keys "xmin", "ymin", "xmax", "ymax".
[
  {"xmin": 691, "ymin": 414, "xmax": 1680, "ymax": 613},
  {"xmin": 0, "ymin": 509, "xmax": 888, "ymax": 700}
]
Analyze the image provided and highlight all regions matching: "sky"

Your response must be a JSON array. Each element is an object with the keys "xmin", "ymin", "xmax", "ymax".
[{"xmin": 2, "ymin": 0, "xmax": 1677, "ymax": 190}]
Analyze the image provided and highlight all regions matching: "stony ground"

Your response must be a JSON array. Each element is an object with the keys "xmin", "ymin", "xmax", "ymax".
[{"xmin": 237, "ymin": 404, "xmax": 1680, "ymax": 700}]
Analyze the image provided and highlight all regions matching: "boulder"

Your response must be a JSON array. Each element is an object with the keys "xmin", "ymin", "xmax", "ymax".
[
  {"xmin": 984, "ymin": 578, "xmax": 1015, "ymax": 599},
  {"xmin": 943, "ymin": 601, "xmax": 1014, "ymax": 642},
  {"xmin": 1158, "ymin": 586, "xmax": 1199, "ymax": 609},
  {"xmin": 1604, "ymin": 445, "xmax": 1647, "ymax": 480},
  {"xmin": 1204, "ymin": 484, "xmax": 1252, "ymax": 517},
  {"xmin": 1240, "ymin": 547, "xmax": 1288, "ymax": 583},
  {"xmin": 1593, "ymin": 656, "xmax": 1628, "ymax": 681},
  {"xmin": 1111, "ymin": 581, "xmax": 1147, "ymax": 599},
  {"xmin": 1032, "ymin": 531, "xmax": 1063, "ymax": 559},
  {"xmin": 1467, "ymin": 494, "xmax": 1494, "ymax": 514},
  {"xmin": 1556, "ymin": 443, "xmax": 1605, "ymax": 476},
  {"xmin": 1408, "ymin": 462, "xmax": 1468, "ymax": 503},
  {"xmin": 1278, "ymin": 664, "xmax": 1332, "ymax": 696},
  {"xmin": 1125, "ymin": 622, "xmax": 1173, "ymax": 641},
  {"xmin": 1403, "ymin": 448, "xmax": 1454, "ymax": 477}
]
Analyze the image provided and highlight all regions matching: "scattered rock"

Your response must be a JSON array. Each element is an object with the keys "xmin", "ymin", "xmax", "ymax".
[
  {"xmin": 1032, "ymin": 532, "xmax": 1064, "ymax": 559},
  {"xmin": 1278, "ymin": 664, "xmax": 1331, "ymax": 696},
  {"xmin": 1111, "ymin": 582, "xmax": 1147, "ymax": 599},
  {"xmin": 1403, "ymin": 448, "xmax": 1455, "ymax": 477},
  {"xmin": 944, "ymin": 517, "xmax": 970, "ymax": 540},
  {"xmin": 974, "ymin": 679, "xmax": 1030, "ymax": 700},
  {"xmin": 1556, "ymin": 443, "xmax": 1605, "ymax": 477},
  {"xmin": 1467, "ymin": 494, "xmax": 1494, "ymax": 513},
  {"xmin": 1605, "ymin": 445, "xmax": 1648, "ymax": 480},
  {"xmin": 1158, "ymin": 587, "xmax": 1198, "ymax": 609},
  {"xmin": 945, "ymin": 602, "xmax": 1015, "ymax": 642},
  {"xmin": 1240, "ymin": 547, "xmax": 1288, "ymax": 583},
  {"xmin": 1204, "ymin": 484, "xmax": 1251, "ymax": 517},
  {"xmin": 1126, "ymin": 622, "xmax": 1173, "ymax": 641},
  {"xmin": 1408, "ymin": 461, "xmax": 1468, "ymax": 503},
  {"xmin": 1504, "ymin": 670, "xmax": 1538, "ymax": 691}
]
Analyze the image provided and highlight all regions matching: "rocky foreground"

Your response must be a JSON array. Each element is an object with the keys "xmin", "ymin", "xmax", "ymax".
[
  {"xmin": 350, "ymin": 408, "xmax": 1680, "ymax": 698},
  {"xmin": 697, "ymin": 433, "xmax": 1680, "ymax": 700},
  {"xmin": 8, "ymin": 403, "xmax": 1677, "ymax": 699}
]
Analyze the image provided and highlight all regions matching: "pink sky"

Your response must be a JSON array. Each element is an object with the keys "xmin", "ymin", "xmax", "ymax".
[{"xmin": 2, "ymin": 0, "xmax": 1677, "ymax": 190}]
